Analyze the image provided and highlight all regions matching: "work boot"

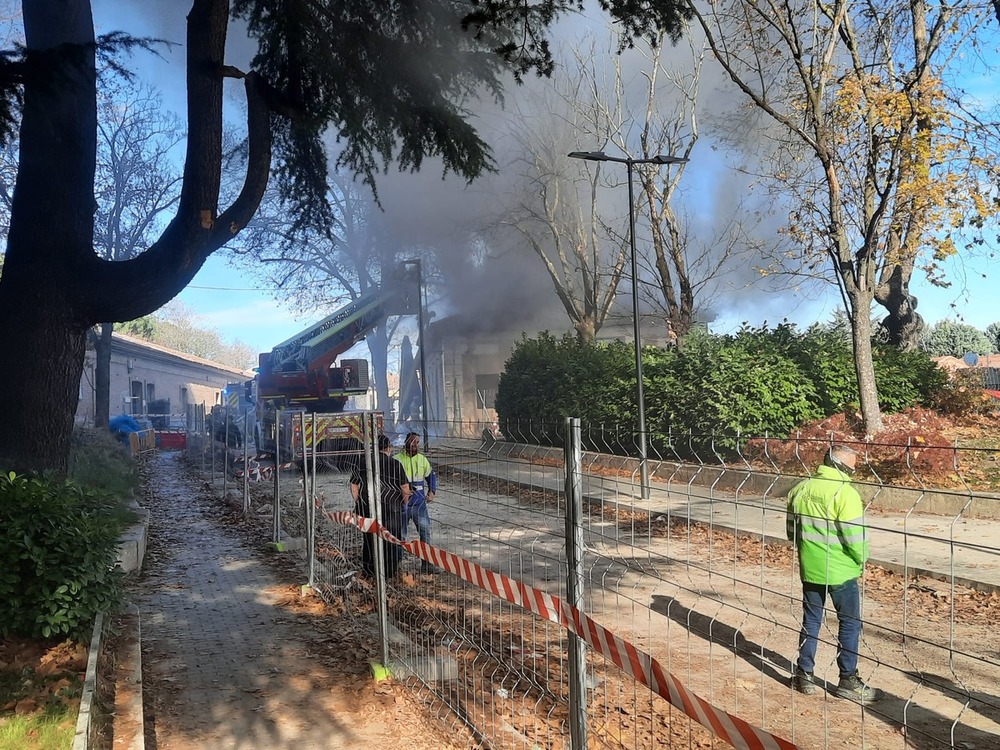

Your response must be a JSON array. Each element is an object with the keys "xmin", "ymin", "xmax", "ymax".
[
  {"xmin": 834, "ymin": 673, "xmax": 883, "ymax": 702},
  {"xmin": 793, "ymin": 669, "xmax": 820, "ymax": 696}
]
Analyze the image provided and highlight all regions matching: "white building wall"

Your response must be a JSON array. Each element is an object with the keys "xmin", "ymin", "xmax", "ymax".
[{"xmin": 76, "ymin": 332, "xmax": 252, "ymax": 427}]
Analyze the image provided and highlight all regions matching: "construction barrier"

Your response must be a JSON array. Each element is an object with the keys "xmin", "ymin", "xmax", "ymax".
[
  {"xmin": 324, "ymin": 508, "xmax": 798, "ymax": 750},
  {"xmin": 127, "ymin": 429, "xmax": 156, "ymax": 456}
]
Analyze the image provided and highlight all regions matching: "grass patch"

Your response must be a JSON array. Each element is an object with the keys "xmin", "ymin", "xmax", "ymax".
[
  {"xmin": 0, "ymin": 706, "xmax": 77, "ymax": 750},
  {"xmin": 68, "ymin": 427, "xmax": 140, "ymax": 500},
  {"xmin": 0, "ymin": 638, "xmax": 85, "ymax": 750}
]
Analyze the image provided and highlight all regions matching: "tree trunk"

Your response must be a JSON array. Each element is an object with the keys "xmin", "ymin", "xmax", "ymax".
[
  {"xmin": 575, "ymin": 317, "xmax": 596, "ymax": 344},
  {"xmin": 0, "ymin": 2, "xmax": 96, "ymax": 474},
  {"xmin": 95, "ymin": 323, "xmax": 113, "ymax": 428},
  {"xmin": 877, "ymin": 263, "xmax": 925, "ymax": 350},
  {"xmin": 0, "ymin": 303, "xmax": 87, "ymax": 474},
  {"xmin": 849, "ymin": 294, "xmax": 884, "ymax": 434}
]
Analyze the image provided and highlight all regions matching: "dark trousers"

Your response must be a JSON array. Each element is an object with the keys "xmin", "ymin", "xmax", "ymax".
[
  {"xmin": 357, "ymin": 498, "xmax": 402, "ymax": 579},
  {"xmin": 797, "ymin": 578, "xmax": 862, "ymax": 677}
]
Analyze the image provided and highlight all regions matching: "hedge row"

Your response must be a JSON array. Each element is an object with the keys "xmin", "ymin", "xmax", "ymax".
[{"xmin": 495, "ymin": 325, "xmax": 948, "ymax": 451}]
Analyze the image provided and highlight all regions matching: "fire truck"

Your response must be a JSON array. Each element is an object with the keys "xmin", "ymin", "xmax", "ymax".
[{"xmin": 253, "ymin": 275, "xmax": 417, "ymax": 462}]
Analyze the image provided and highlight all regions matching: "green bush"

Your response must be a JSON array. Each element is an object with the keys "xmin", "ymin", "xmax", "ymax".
[
  {"xmin": 873, "ymin": 346, "xmax": 948, "ymax": 411},
  {"xmin": 496, "ymin": 325, "xmax": 951, "ymax": 451},
  {"xmin": 785, "ymin": 325, "xmax": 858, "ymax": 414},
  {"xmin": 651, "ymin": 326, "xmax": 821, "ymax": 457},
  {"xmin": 495, "ymin": 332, "xmax": 634, "ymax": 444},
  {"xmin": 0, "ymin": 473, "xmax": 127, "ymax": 639}
]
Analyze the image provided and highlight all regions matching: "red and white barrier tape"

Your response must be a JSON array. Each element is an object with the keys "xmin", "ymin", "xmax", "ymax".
[
  {"xmin": 323, "ymin": 509, "xmax": 797, "ymax": 750},
  {"xmin": 234, "ymin": 457, "xmax": 295, "ymax": 482}
]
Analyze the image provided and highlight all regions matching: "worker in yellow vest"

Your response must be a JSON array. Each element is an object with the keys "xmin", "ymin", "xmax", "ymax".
[
  {"xmin": 787, "ymin": 445, "xmax": 881, "ymax": 702},
  {"xmin": 395, "ymin": 432, "xmax": 438, "ymax": 573}
]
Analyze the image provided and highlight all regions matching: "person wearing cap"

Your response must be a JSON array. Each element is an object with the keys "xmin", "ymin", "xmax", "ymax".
[
  {"xmin": 395, "ymin": 432, "xmax": 438, "ymax": 573},
  {"xmin": 350, "ymin": 434, "xmax": 410, "ymax": 579},
  {"xmin": 787, "ymin": 444, "xmax": 882, "ymax": 702}
]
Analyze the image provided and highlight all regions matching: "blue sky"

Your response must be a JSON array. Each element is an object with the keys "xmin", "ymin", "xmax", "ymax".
[{"xmin": 87, "ymin": 2, "xmax": 1000, "ymax": 357}]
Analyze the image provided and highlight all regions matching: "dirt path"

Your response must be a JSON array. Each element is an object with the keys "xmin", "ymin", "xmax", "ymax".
[{"xmin": 135, "ymin": 451, "xmax": 469, "ymax": 750}]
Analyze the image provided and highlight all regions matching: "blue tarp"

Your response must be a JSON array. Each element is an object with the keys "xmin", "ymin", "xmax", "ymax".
[{"xmin": 109, "ymin": 415, "xmax": 143, "ymax": 434}]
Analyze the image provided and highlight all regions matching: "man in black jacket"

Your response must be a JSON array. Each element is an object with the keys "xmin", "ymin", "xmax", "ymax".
[{"xmin": 350, "ymin": 434, "xmax": 410, "ymax": 578}]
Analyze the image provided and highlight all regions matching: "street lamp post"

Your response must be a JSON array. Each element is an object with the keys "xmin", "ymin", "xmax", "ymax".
[{"xmin": 567, "ymin": 151, "xmax": 688, "ymax": 500}]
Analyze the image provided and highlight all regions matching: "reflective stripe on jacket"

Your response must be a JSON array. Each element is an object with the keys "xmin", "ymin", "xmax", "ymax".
[
  {"xmin": 394, "ymin": 452, "xmax": 436, "ymax": 504},
  {"xmin": 786, "ymin": 464, "xmax": 868, "ymax": 585}
]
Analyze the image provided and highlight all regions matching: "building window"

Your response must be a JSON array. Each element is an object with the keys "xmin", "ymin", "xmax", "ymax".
[
  {"xmin": 130, "ymin": 380, "xmax": 144, "ymax": 415},
  {"xmin": 475, "ymin": 373, "xmax": 499, "ymax": 411}
]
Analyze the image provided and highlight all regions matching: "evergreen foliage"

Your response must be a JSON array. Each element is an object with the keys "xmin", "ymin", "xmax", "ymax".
[
  {"xmin": 921, "ymin": 320, "xmax": 995, "ymax": 357},
  {"xmin": 230, "ymin": 0, "xmax": 692, "ymax": 236},
  {"xmin": 496, "ymin": 325, "xmax": 949, "ymax": 452},
  {"xmin": 986, "ymin": 322, "xmax": 1000, "ymax": 352},
  {"xmin": 0, "ymin": 428, "xmax": 136, "ymax": 639},
  {"xmin": 495, "ymin": 332, "xmax": 634, "ymax": 444},
  {"xmin": 0, "ymin": 474, "xmax": 127, "ymax": 639}
]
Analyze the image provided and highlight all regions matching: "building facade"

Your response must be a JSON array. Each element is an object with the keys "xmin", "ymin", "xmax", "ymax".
[
  {"xmin": 423, "ymin": 317, "xmax": 673, "ymax": 437},
  {"xmin": 76, "ymin": 331, "xmax": 253, "ymax": 427}
]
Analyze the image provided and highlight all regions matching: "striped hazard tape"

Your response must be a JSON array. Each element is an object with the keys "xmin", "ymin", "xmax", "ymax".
[{"xmin": 323, "ymin": 508, "xmax": 798, "ymax": 750}]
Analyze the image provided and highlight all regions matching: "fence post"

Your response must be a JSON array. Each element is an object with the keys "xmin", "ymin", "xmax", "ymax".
[
  {"xmin": 242, "ymin": 407, "xmax": 250, "ymax": 514},
  {"xmin": 307, "ymin": 413, "xmax": 317, "ymax": 588},
  {"xmin": 365, "ymin": 412, "xmax": 391, "ymax": 667},
  {"xmin": 272, "ymin": 419, "xmax": 281, "ymax": 544},
  {"xmin": 209, "ymin": 404, "xmax": 216, "ymax": 486},
  {"xmin": 564, "ymin": 417, "xmax": 588, "ymax": 749},
  {"xmin": 222, "ymin": 402, "xmax": 229, "ymax": 497}
]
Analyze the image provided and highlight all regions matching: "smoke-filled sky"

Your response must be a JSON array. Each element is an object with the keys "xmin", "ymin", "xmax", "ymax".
[{"xmin": 86, "ymin": 1, "xmax": 999, "ymax": 354}]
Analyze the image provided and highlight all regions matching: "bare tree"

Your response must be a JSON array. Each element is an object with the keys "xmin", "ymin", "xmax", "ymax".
[
  {"xmin": 606, "ymin": 31, "xmax": 764, "ymax": 344},
  {"xmin": 492, "ymin": 38, "xmax": 631, "ymax": 343},
  {"xmin": 687, "ymin": 0, "xmax": 1000, "ymax": 432},
  {"xmin": 231, "ymin": 173, "xmax": 421, "ymax": 415},
  {"xmin": 496, "ymin": 31, "xmax": 761, "ymax": 344},
  {"xmin": 91, "ymin": 81, "xmax": 183, "ymax": 426}
]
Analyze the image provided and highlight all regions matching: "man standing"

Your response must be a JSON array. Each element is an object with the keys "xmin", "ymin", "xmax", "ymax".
[
  {"xmin": 787, "ymin": 445, "xmax": 882, "ymax": 702},
  {"xmin": 351, "ymin": 434, "xmax": 410, "ymax": 579},
  {"xmin": 395, "ymin": 432, "xmax": 438, "ymax": 573}
]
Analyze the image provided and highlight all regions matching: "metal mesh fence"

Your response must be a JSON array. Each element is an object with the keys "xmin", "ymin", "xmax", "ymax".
[{"xmin": 191, "ymin": 414, "xmax": 1000, "ymax": 749}]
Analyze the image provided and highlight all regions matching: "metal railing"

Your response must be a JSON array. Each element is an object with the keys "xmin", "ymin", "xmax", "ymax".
[{"xmin": 189, "ymin": 415, "xmax": 1000, "ymax": 749}]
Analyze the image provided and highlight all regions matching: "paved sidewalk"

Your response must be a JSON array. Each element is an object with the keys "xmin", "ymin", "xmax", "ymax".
[
  {"xmin": 437, "ymin": 451, "xmax": 1000, "ymax": 592},
  {"xmin": 136, "ymin": 451, "xmax": 461, "ymax": 750}
]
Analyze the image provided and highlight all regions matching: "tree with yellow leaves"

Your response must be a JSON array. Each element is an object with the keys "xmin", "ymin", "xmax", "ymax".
[{"xmin": 687, "ymin": 0, "xmax": 1000, "ymax": 433}]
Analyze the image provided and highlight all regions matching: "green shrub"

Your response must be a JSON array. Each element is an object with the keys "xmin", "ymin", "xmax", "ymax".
[
  {"xmin": 496, "ymin": 325, "xmax": 952, "ymax": 452},
  {"xmin": 785, "ymin": 325, "xmax": 857, "ymax": 414},
  {"xmin": 0, "ymin": 473, "xmax": 127, "ymax": 639},
  {"xmin": 68, "ymin": 427, "xmax": 140, "ymax": 498},
  {"xmin": 496, "ymin": 332, "xmax": 634, "ymax": 445},
  {"xmin": 873, "ymin": 346, "xmax": 949, "ymax": 412},
  {"xmin": 656, "ymin": 326, "xmax": 822, "ymax": 457}
]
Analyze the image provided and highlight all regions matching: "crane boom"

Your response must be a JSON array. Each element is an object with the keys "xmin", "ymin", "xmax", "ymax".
[
  {"xmin": 268, "ymin": 292, "xmax": 389, "ymax": 374},
  {"xmin": 251, "ymin": 266, "xmax": 420, "ymax": 456}
]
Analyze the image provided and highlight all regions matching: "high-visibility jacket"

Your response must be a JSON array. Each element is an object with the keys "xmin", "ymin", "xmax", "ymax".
[
  {"xmin": 394, "ymin": 451, "xmax": 437, "ymax": 504},
  {"xmin": 786, "ymin": 464, "xmax": 868, "ymax": 585}
]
